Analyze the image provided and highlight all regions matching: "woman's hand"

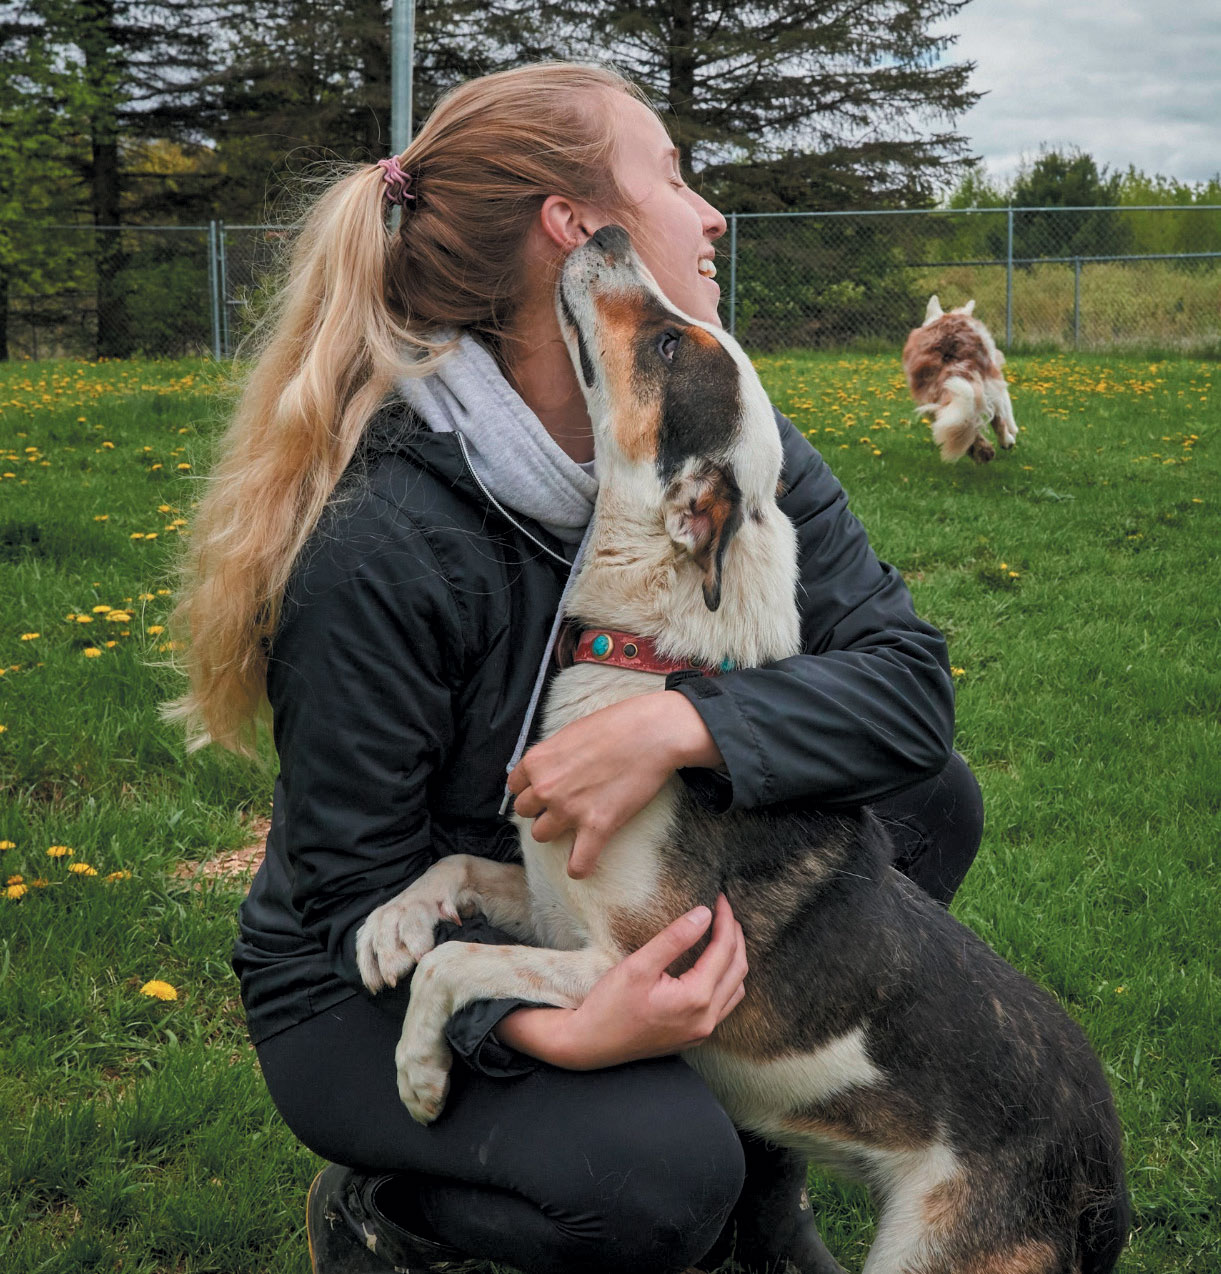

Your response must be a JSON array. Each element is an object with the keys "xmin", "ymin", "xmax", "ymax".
[
  {"xmin": 507, "ymin": 689, "xmax": 724, "ymax": 879},
  {"xmin": 495, "ymin": 894, "xmax": 747, "ymax": 1069}
]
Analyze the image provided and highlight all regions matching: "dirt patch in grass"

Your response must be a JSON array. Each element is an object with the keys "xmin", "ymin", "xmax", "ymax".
[{"xmin": 172, "ymin": 815, "xmax": 270, "ymax": 887}]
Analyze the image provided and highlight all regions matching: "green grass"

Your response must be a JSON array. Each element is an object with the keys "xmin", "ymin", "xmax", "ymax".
[{"xmin": 1, "ymin": 353, "xmax": 1218, "ymax": 1272}]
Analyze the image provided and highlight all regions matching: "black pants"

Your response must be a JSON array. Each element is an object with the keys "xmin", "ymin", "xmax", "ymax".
[{"xmin": 256, "ymin": 753, "xmax": 983, "ymax": 1274}]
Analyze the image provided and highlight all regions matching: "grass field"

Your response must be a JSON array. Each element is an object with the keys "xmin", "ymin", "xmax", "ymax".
[{"xmin": 0, "ymin": 352, "xmax": 1217, "ymax": 1273}]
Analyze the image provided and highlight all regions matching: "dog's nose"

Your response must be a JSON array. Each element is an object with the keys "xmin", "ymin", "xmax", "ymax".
[{"xmin": 590, "ymin": 225, "xmax": 631, "ymax": 261}]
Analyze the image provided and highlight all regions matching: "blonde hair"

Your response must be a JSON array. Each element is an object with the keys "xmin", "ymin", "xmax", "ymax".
[{"xmin": 168, "ymin": 62, "xmax": 652, "ymax": 752}]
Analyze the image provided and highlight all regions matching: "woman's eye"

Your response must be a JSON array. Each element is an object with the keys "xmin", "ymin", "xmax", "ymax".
[{"xmin": 658, "ymin": 331, "xmax": 680, "ymax": 363}]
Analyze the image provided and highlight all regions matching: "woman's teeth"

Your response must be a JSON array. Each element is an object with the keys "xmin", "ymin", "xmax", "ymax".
[{"xmin": 698, "ymin": 259, "xmax": 717, "ymax": 279}]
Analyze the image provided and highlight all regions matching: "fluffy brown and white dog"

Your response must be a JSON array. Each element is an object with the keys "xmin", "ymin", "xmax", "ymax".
[
  {"xmin": 903, "ymin": 295, "xmax": 1019, "ymax": 463},
  {"xmin": 355, "ymin": 229, "xmax": 1127, "ymax": 1274}
]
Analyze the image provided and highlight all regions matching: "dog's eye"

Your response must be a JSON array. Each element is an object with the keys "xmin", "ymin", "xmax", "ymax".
[{"xmin": 657, "ymin": 331, "xmax": 680, "ymax": 363}]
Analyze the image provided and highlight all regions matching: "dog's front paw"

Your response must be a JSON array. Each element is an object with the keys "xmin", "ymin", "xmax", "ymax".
[
  {"xmin": 395, "ymin": 1026, "xmax": 454, "ymax": 1125},
  {"xmin": 356, "ymin": 890, "xmax": 458, "ymax": 992}
]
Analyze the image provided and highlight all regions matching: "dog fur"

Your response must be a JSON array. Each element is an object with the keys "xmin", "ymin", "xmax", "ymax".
[
  {"xmin": 355, "ymin": 230, "xmax": 1126, "ymax": 1274},
  {"xmin": 903, "ymin": 296, "xmax": 1019, "ymax": 463}
]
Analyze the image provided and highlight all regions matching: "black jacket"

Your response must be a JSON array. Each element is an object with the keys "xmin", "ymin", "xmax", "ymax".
[{"xmin": 234, "ymin": 402, "xmax": 955, "ymax": 1057}]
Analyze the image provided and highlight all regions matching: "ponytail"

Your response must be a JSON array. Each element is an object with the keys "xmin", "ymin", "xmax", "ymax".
[{"xmin": 168, "ymin": 62, "xmax": 650, "ymax": 750}]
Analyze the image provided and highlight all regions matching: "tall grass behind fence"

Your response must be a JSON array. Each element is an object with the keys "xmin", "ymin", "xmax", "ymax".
[
  {"xmin": 3, "ymin": 206, "xmax": 1219, "ymax": 360},
  {"xmin": 730, "ymin": 206, "xmax": 1221, "ymax": 352}
]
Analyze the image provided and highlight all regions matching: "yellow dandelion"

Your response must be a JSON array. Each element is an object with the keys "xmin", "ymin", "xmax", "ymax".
[
  {"xmin": 6, "ymin": 874, "xmax": 22, "ymax": 885},
  {"xmin": 92, "ymin": 604, "xmax": 112, "ymax": 613},
  {"xmin": 104, "ymin": 640, "xmax": 117, "ymax": 649},
  {"xmin": 46, "ymin": 845, "xmax": 74, "ymax": 858},
  {"xmin": 138, "ymin": 592, "xmax": 155, "ymax": 600},
  {"xmin": 130, "ymin": 532, "xmax": 145, "ymax": 540},
  {"xmin": 4, "ymin": 883, "xmax": 27, "ymax": 900},
  {"xmin": 101, "ymin": 440, "xmax": 115, "ymax": 450},
  {"xmin": 999, "ymin": 562, "xmax": 1008, "ymax": 571},
  {"xmin": 156, "ymin": 588, "xmax": 172, "ymax": 596},
  {"xmin": 950, "ymin": 667, "xmax": 966, "ymax": 678},
  {"xmin": 78, "ymin": 416, "xmax": 86, "ymax": 422},
  {"xmin": 176, "ymin": 463, "xmax": 191, "ymax": 471},
  {"xmin": 93, "ymin": 514, "xmax": 109, "ymax": 522},
  {"xmin": 30, "ymin": 878, "xmax": 48, "ymax": 888},
  {"xmin": 106, "ymin": 869, "xmax": 132, "ymax": 882},
  {"xmin": 146, "ymin": 625, "xmax": 165, "ymax": 635},
  {"xmin": 150, "ymin": 463, "xmax": 162, "ymax": 471},
  {"xmin": 69, "ymin": 862, "xmax": 98, "ymax": 876},
  {"xmin": 106, "ymin": 611, "xmax": 131, "ymax": 622},
  {"xmin": 1008, "ymin": 571, "xmax": 1020, "ymax": 579},
  {"xmin": 157, "ymin": 504, "xmax": 172, "ymax": 513},
  {"xmin": 144, "ymin": 532, "xmax": 158, "ymax": 540},
  {"xmin": 20, "ymin": 633, "xmax": 38, "ymax": 641},
  {"xmin": 139, "ymin": 980, "xmax": 178, "ymax": 1001},
  {"xmin": 0, "ymin": 840, "xmax": 15, "ymax": 849},
  {"xmin": 83, "ymin": 647, "xmax": 103, "ymax": 658}
]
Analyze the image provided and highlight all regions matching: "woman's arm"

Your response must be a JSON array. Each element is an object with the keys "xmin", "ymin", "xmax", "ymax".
[
  {"xmin": 495, "ymin": 894, "xmax": 747, "ymax": 1068},
  {"xmin": 511, "ymin": 410, "xmax": 955, "ymax": 873},
  {"xmin": 667, "ymin": 409, "xmax": 955, "ymax": 811}
]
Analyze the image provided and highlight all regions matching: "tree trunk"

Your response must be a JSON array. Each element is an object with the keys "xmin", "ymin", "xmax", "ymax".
[
  {"xmin": 0, "ymin": 264, "xmax": 9, "ymax": 361},
  {"xmin": 668, "ymin": 0, "xmax": 697, "ymax": 173},
  {"xmin": 83, "ymin": 0, "xmax": 132, "ymax": 357}
]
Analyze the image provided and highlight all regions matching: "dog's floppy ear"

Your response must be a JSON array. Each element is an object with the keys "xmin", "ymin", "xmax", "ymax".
[
  {"xmin": 664, "ymin": 464, "xmax": 743, "ymax": 612},
  {"xmin": 923, "ymin": 294, "xmax": 943, "ymax": 326}
]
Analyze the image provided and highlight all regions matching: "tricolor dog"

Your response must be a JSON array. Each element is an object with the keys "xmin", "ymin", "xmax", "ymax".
[
  {"xmin": 355, "ymin": 228, "xmax": 1127, "ymax": 1274},
  {"xmin": 903, "ymin": 295, "xmax": 1019, "ymax": 463}
]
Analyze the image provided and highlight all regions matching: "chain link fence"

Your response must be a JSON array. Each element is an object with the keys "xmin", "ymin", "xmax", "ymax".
[
  {"xmin": 3, "ymin": 207, "xmax": 1219, "ymax": 360},
  {"xmin": 726, "ymin": 205, "xmax": 1221, "ymax": 352}
]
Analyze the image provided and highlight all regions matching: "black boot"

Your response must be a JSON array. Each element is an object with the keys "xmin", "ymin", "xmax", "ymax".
[
  {"xmin": 307, "ymin": 1164, "xmax": 480, "ymax": 1274},
  {"xmin": 699, "ymin": 1136, "xmax": 846, "ymax": 1274}
]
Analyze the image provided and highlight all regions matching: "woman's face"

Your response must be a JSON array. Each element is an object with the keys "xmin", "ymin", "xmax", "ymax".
[{"xmin": 602, "ymin": 97, "xmax": 728, "ymax": 327}]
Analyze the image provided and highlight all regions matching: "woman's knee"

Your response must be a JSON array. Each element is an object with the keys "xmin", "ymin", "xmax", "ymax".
[
  {"xmin": 545, "ymin": 1066, "xmax": 745, "ymax": 1273},
  {"xmin": 874, "ymin": 750, "xmax": 984, "ymax": 904}
]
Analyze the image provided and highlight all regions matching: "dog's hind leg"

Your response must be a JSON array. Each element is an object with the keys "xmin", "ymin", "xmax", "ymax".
[
  {"xmin": 928, "ymin": 377, "xmax": 983, "ymax": 462},
  {"xmin": 395, "ymin": 942, "xmax": 616, "ymax": 1123},
  {"xmin": 993, "ymin": 377, "xmax": 1019, "ymax": 450},
  {"xmin": 355, "ymin": 855, "xmax": 534, "ymax": 993}
]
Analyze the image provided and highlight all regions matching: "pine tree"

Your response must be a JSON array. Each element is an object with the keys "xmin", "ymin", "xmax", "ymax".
[
  {"xmin": 9, "ymin": 0, "xmax": 241, "ymax": 354},
  {"xmin": 524, "ymin": 0, "xmax": 981, "ymax": 210}
]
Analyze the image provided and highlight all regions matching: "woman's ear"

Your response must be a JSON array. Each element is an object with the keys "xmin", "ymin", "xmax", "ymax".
[{"xmin": 539, "ymin": 195, "xmax": 602, "ymax": 251}]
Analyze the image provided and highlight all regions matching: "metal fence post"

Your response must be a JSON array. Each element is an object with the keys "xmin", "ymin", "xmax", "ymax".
[
  {"xmin": 1073, "ymin": 257, "xmax": 1082, "ymax": 350},
  {"xmin": 1005, "ymin": 206, "xmax": 1014, "ymax": 348},
  {"xmin": 207, "ymin": 220, "xmax": 222, "ymax": 360},
  {"xmin": 218, "ymin": 221, "xmax": 230, "ymax": 358},
  {"xmin": 728, "ymin": 212, "xmax": 738, "ymax": 336}
]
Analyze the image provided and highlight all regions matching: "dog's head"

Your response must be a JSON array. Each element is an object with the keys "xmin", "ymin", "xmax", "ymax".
[{"xmin": 558, "ymin": 226, "xmax": 783, "ymax": 611}]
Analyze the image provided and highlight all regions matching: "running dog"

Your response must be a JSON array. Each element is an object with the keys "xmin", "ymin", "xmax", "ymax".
[
  {"xmin": 903, "ymin": 295, "xmax": 1019, "ymax": 463},
  {"xmin": 355, "ymin": 228, "xmax": 1127, "ymax": 1274}
]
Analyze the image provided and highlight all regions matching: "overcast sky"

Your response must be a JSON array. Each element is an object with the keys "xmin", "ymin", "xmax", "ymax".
[{"xmin": 937, "ymin": 0, "xmax": 1221, "ymax": 187}]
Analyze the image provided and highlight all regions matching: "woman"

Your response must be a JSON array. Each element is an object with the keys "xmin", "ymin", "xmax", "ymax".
[{"xmin": 172, "ymin": 62, "xmax": 982, "ymax": 1274}]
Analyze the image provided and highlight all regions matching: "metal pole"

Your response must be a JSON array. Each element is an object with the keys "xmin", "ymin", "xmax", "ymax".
[
  {"xmin": 207, "ymin": 220, "xmax": 222, "ymax": 361},
  {"xmin": 218, "ymin": 220, "xmax": 230, "ymax": 358},
  {"xmin": 1073, "ymin": 258, "xmax": 1081, "ymax": 350},
  {"xmin": 1005, "ymin": 206, "xmax": 1014, "ymax": 348},
  {"xmin": 391, "ymin": 0, "xmax": 415, "ymax": 155},
  {"xmin": 728, "ymin": 213, "xmax": 738, "ymax": 336}
]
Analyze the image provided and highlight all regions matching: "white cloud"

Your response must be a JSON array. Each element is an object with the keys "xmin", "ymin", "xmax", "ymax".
[{"xmin": 938, "ymin": 0, "xmax": 1221, "ymax": 186}]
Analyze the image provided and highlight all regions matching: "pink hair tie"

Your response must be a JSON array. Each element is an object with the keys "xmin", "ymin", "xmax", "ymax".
[{"xmin": 376, "ymin": 156, "xmax": 416, "ymax": 207}]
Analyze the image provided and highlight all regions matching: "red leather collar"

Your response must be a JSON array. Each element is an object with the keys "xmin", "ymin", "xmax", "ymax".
[{"xmin": 564, "ymin": 627, "xmax": 729, "ymax": 677}]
